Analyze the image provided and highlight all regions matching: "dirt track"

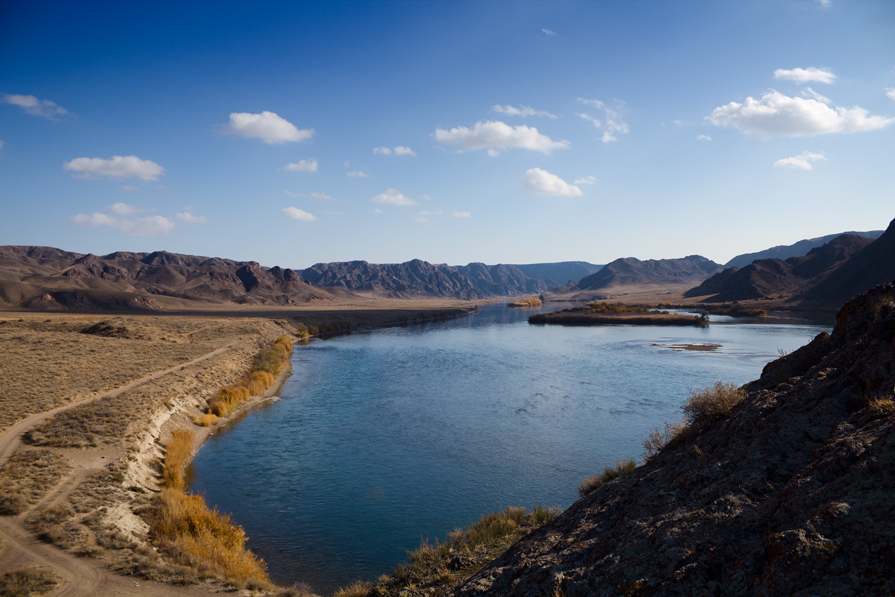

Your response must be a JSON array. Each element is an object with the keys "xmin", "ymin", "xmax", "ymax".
[{"xmin": 0, "ymin": 345, "xmax": 237, "ymax": 597}]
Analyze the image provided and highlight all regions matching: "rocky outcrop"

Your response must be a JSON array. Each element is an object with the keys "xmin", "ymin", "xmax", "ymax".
[
  {"xmin": 685, "ymin": 234, "xmax": 874, "ymax": 302},
  {"xmin": 301, "ymin": 259, "xmax": 546, "ymax": 299},
  {"xmin": 725, "ymin": 229, "xmax": 883, "ymax": 269},
  {"xmin": 450, "ymin": 282, "xmax": 895, "ymax": 597}
]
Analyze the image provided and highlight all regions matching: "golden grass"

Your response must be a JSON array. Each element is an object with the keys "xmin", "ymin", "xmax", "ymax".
[
  {"xmin": 162, "ymin": 429, "xmax": 194, "ymax": 491},
  {"xmin": 578, "ymin": 459, "xmax": 638, "ymax": 498},
  {"xmin": 193, "ymin": 413, "xmax": 218, "ymax": 427},
  {"xmin": 683, "ymin": 381, "xmax": 744, "ymax": 421},
  {"xmin": 508, "ymin": 297, "xmax": 542, "ymax": 308},
  {"xmin": 205, "ymin": 337, "xmax": 293, "ymax": 417},
  {"xmin": 332, "ymin": 580, "xmax": 374, "ymax": 597}
]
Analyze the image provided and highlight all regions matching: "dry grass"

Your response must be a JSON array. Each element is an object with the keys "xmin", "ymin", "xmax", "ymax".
[
  {"xmin": 0, "ymin": 448, "xmax": 71, "ymax": 514},
  {"xmin": 867, "ymin": 396, "xmax": 895, "ymax": 413},
  {"xmin": 683, "ymin": 382, "xmax": 745, "ymax": 422},
  {"xmin": 193, "ymin": 413, "xmax": 218, "ymax": 427},
  {"xmin": 205, "ymin": 337, "xmax": 293, "ymax": 417},
  {"xmin": 578, "ymin": 459, "xmax": 638, "ymax": 498},
  {"xmin": 349, "ymin": 505, "xmax": 560, "ymax": 597},
  {"xmin": 25, "ymin": 399, "xmax": 126, "ymax": 448},
  {"xmin": 0, "ymin": 567, "xmax": 61, "ymax": 596},
  {"xmin": 642, "ymin": 420, "xmax": 690, "ymax": 460},
  {"xmin": 162, "ymin": 429, "xmax": 194, "ymax": 491}
]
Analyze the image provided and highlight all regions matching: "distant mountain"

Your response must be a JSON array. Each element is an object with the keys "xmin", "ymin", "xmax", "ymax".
[
  {"xmin": 507, "ymin": 261, "xmax": 603, "ymax": 287},
  {"xmin": 0, "ymin": 246, "xmax": 342, "ymax": 311},
  {"xmin": 543, "ymin": 255, "xmax": 722, "ymax": 301},
  {"xmin": 301, "ymin": 260, "xmax": 546, "ymax": 299},
  {"xmin": 798, "ymin": 218, "xmax": 895, "ymax": 308},
  {"xmin": 685, "ymin": 234, "xmax": 875, "ymax": 302},
  {"xmin": 725, "ymin": 230, "xmax": 883, "ymax": 269}
]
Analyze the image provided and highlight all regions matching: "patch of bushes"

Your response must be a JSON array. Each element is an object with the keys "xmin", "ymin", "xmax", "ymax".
[
  {"xmin": 578, "ymin": 459, "xmax": 638, "ymax": 497},
  {"xmin": 0, "ymin": 449, "xmax": 71, "ymax": 514},
  {"xmin": 587, "ymin": 302, "xmax": 649, "ymax": 314},
  {"xmin": 642, "ymin": 420, "xmax": 690, "ymax": 461},
  {"xmin": 206, "ymin": 337, "xmax": 293, "ymax": 418},
  {"xmin": 162, "ymin": 429, "xmax": 194, "ymax": 491},
  {"xmin": 683, "ymin": 382, "xmax": 744, "ymax": 421},
  {"xmin": 193, "ymin": 413, "xmax": 218, "ymax": 427},
  {"xmin": 0, "ymin": 567, "xmax": 60, "ymax": 597},
  {"xmin": 508, "ymin": 297, "xmax": 542, "ymax": 308}
]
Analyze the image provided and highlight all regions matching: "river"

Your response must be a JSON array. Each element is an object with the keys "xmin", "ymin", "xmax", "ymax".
[{"xmin": 188, "ymin": 304, "xmax": 832, "ymax": 593}]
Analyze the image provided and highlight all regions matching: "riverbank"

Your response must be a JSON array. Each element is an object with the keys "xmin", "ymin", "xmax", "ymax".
[{"xmin": 0, "ymin": 304, "xmax": 475, "ymax": 596}]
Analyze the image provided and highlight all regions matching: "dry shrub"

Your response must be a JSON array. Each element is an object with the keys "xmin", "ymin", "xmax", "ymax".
[
  {"xmin": 163, "ymin": 430, "xmax": 194, "ymax": 491},
  {"xmin": 0, "ymin": 567, "xmax": 60, "ymax": 597},
  {"xmin": 642, "ymin": 420, "xmax": 690, "ymax": 460},
  {"xmin": 683, "ymin": 382, "xmax": 744, "ymax": 422},
  {"xmin": 332, "ymin": 580, "xmax": 372, "ymax": 597},
  {"xmin": 0, "ymin": 449, "xmax": 71, "ymax": 514},
  {"xmin": 194, "ymin": 413, "xmax": 218, "ymax": 427},
  {"xmin": 867, "ymin": 396, "xmax": 895, "ymax": 413},
  {"xmin": 149, "ymin": 488, "xmax": 269, "ymax": 588},
  {"xmin": 207, "ymin": 400, "xmax": 227, "ymax": 417},
  {"xmin": 578, "ymin": 459, "xmax": 638, "ymax": 498}
]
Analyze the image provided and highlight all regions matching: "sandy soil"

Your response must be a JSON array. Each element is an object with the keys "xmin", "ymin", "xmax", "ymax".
[{"xmin": 0, "ymin": 303, "xmax": 474, "ymax": 596}]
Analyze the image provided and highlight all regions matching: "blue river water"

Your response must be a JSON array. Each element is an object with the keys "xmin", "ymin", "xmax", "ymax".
[{"xmin": 187, "ymin": 304, "xmax": 832, "ymax": 594}]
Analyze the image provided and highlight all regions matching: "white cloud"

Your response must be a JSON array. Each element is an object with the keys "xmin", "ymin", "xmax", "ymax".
[
  {"xmin": 71, "ymin": 213, "xmax": 174, "ymax": 236},
  {"xmin": 574, "ymin": 175, "xmax": 597, "ymax": 185},
  {"xmin": 493, "ymin": 105, "xmax": 558, "ymax": 119},
  {"xmin": 176, "ymin": 212, "xmax": 207, "ymax": 224},
  {"xmin": 310, "ymin": 192, "xmax": 331, "ymax": 200},
  {"xmin": 801, "ymin": 87, "xmax": 832, "ymax": 104},
  {"xmin": 371, "ymin": 188, "xmax": 417, "ymax": 206},
  {"xmin": 2, "ymin": 94, "xmax": 68, "ymax": 119},
  {"xmin": 434, "ymin": 120, "xmax": 569, "ymax": 154},
  {"xmin": 219, "ymin": 111, "xmax": 313, "ymax": 144},
  {"xmin": 375, "ymin": 145, "xmax": 416, "ymax": 156},
  {"xmin": 285, "ymin": 158, "xmax": 318, "ymax": 172},
  {"xmin": 887, "ymin": 88, "xmax": 895, "ymax": 101},
  {"xmin": 283, "ymin": 207, "xmax": 318, "ymax": 221},
  {"xmin": 63, "ymin": 156, "xmax": 164, "ymax": 181},
  {"xmin": 815, "ymin": 0, "xmax": 831, "ymax": 9},
  {"xmin": 696, "ymin": 134, "xmax": 712, "ymax": 141},
  {"xmin": 453, "ymin": 211, "xmax": 471, "ymax": 218},
  {"xmin": 773, "ymin": 151, "xmax": 827, "ymax": 170},
  {"xmin": 422, "ymin": 194, "xmax": 432, "ymax": 201},
  {"xmin": 347, "ymin": 170, "xmax": 369, "ymax": 177},
  {"xmin": 372, "ymin": 208, "xmax": 383, "ymax": 214},
  {"xmin": 708, "ymin": 90, "xmax": 895, "ymax": 138},
  {"xmin": 106, "ymin": 202, "xmax": 143, "ymax": 214},
  {"xmin": 521, "ymin": 168, "xmax": 583, "ymax": 197},
  {"xmin": 773, "ymin": 67, "xmax": 836, "ymax": 84},
  {"xmin": 542, "ymin": 28, "xmax": 557, "ymax": 36},
  {"xmin": 576, "ymin": 99, "xmax": 629, "ymax": 143}
]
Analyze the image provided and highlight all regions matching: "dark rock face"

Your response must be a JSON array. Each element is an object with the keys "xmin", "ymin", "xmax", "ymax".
[
  {"xmin": 301, "ymin": 260, "xmax": 546, "ymax": 299},
  {"xmin": 685, "ymin": 234, "xmax": 875, "ymax": 302},
  {"xmin": 0, "ymin": 246, "xmax": 337, "ymax": 310},
  {"xmin": 725, "ymin": 229, "xmax": 884, "ymax": 269},
  {"xmin": 450, "ymin": 282, "xmax": 895, "ymax": 597}
]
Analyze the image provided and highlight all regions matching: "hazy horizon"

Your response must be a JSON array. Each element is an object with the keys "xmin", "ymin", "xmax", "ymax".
[{"xmin": 1, "ymin": 1, "xmax": 893, "ymax": 270}]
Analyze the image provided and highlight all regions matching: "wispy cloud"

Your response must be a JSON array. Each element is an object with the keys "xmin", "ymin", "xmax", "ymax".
[
  {"xmin": 63, "ymin": 155, "xmax": 164, "ymax": 181},
  {"xmin": 453, "ymin": 211, "xmax": 471, "ymax": 218},
  {"xmin": 176, "ymin": 212, "xmax": 207, "ymax": 224},
  {"xmin": 374, "ymin": 146, "xmax": 416, "ymax": 156},
  {"xmin": 415, "ymin": 209, "xmax": 443, "ymax": 223},
  {"xmin": 493, "ymin": 105, "xmax": 558, "ymax": 119},
  {"xmin": 773, "ymin": 151, "xmax": 827, "ymax": 170},
  {"xmin": 2, "ymin": 94, "xmax": 68, "ymax": 120},
  {"xmin": 814, "ymin": 0, "xmax": 831, "ymax": 9},
  {"xmin": 574, "ymin": 175, "xmax": 597, "ymax": 185},
  {"xmin": 434, "ymin": 120, "xmax": 569, "ymax": 155},
  {"xmin": 696, "ymin": 134, "xmax": 712, "ymax": 141},
  {"xmin": 71, "ymin": 213, "xmax": 174, "ymax": 236},
  {"xmin": 106, "ymin": 202, "xmax": 145, "ymax": 215},
  {"xmin": 773, "ymin": 67, "xmax": 836, "ymax": 84},
  {"xmin": 708, "ymin": 90, "xmax": 895, "ymax": 138},
  {"xmin": 283, "ymin": 207, "xmax": 318, "ymax": 221},
  {"xmin": 285, "ymin": 190, "xmax": 331, "ymax": 200},
  {"xmin": 347, "ymin": 170, "xmax": 369, "ymax": 177},
  {"xmin": 522, "ymin": 168, "xmax": 583, "ymax": 196},
  {"xmin": 542, "ymin": 28, "xmax": 557, "ymax": 36},
  {"xmin": 219, "ymin": 111, "xmax": 313, "ymax": 144},
  {"xmin": 576, "ymin": 99, "xmax": 629, "ymax": 143},
  {"xmin": 285, "ymin": 158, "xmax": 318, "ymax": 172},
  {"xmin": 120, "ymin": 185, "xmax": 138, "ymax": 192},
  {"xmin": 886, "ymin": 88, "xmax": 895, "ymax": 101},
  {"xmin": 371, "ymin": 188, "xmax": 417, "ymax": 206}
]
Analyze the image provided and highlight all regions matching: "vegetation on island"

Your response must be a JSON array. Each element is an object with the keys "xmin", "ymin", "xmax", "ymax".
[
  {"xmin": 529, "ymin": 303, "xmax": 707, "ymax": 327},
  {"xmin": 507, "ymin": 297, "xmax": 542, "ymax": 308}
]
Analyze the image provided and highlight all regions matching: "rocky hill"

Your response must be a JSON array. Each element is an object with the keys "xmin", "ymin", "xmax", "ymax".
[
  {"xmin": 0, "ymin": 246, "xmax": 343, "ymax": 311},
  {"xmin": 543, "ymin": 255, "xmax": 722, "ymax": 301},
  {"xmin": 725, "ymin": 229, "xmax": 883, "ymax": 269},
  {"xmin": 798, "ymin": 218, "xmax": 895, "ymax": 309},
  {"xmin": 507, "ymin": 261, "xmax": 603, "ymax": 288},
  {"xmin": 450, "ymin": 281, "xmax": 895, "ymax": 597},
  {"xmin": 300, "ymin": 260, "xmax": 547, "ymax": 299},
  {"xmin": 685, "ymin": 234, "xmax": 875, "ymax": 302}
]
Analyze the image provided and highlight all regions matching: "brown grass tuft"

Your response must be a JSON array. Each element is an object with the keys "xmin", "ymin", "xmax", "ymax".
[
  {"xmin": 682, "ymin": 381, "xmax": 744, "ymax": 422},
  {"xmin": 332, "ymin": 580, "xmax": 373, "ymax": 597},
  {"xmin": 162, "ymin": 430, "xmax": 194, "ymax": 491},
  {"xmin": 193, "ymin": 413, "xmax": 218, "ymax": 427},
  {"xmin": 642, "ymin": 420, "xmax": 690, "ymax": 460},
  {"xmin": 578, "ymin": 459, "xmax": 638, "ymax": 498},
  {"xmin": 0, "ymin": 567, "xmax": 61, "ymax": 597}
]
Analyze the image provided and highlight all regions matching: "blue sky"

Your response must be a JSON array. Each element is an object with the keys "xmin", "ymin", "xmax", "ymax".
[{"xmin": 1, "ymin": 0, "xmax": 893, "ymax": 269}]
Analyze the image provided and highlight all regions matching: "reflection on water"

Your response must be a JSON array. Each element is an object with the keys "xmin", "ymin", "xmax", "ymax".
[{"xmin": 188, "ymin": 303, "xmax": 832, "ymax": 593}]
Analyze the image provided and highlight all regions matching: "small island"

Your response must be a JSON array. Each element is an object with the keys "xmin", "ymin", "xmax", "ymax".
[
  {"xmin": 508, "ymin": 297, "xmax": 543, "ymax": 308},
  {"xmin": 529, "ymin": 302, "xmax": 707, "ymax": 327}
]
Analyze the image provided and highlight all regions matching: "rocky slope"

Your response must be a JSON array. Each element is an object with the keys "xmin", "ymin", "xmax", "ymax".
[
  {"xmin": 725, "ymin": 229, "xmax": 883, "ymax": 269},
  {"xmin": 507, "ymin": 261, "xmax": 603, "ymax": 288},
  {"xmin": 450, "ymin": 281, "xmax": 895, "ymax": 597},
  {"xmin": 685, "ymin": 234, "xmax": 875, "ymax": 302},
  {"xmin": 543, "ymin": 255, "xmax": 722, "ymax": 301},
  {"xmin": 0, "ymin": 246, "xmax": 343, "ymax": 311},
  {"xmin": 301, "ymin": 259, "xmax": 547, "ymax": 299}
]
